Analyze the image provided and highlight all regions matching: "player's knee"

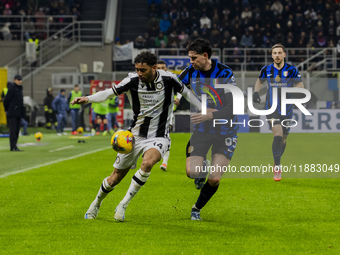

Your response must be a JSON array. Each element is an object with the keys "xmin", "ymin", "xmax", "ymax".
[
  {"xmin": 141, "ymin": 159, "xmax": 155, "ymax": 171},
  {"xmin": 208, "ymin": 178, "xmax": 220, "ymax": 187}
]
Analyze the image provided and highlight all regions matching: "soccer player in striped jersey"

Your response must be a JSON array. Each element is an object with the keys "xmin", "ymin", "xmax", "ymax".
[
  {"xmin": 253, "ymin": 44, "xmax": 304, "ymax": 181},
  {"xmin": 71, "ymin": 51, "xmax": 204, "ymax": 221},
  {"xmin": 179, "ymin": 38, "xmax": 239, "ymax": 220}
]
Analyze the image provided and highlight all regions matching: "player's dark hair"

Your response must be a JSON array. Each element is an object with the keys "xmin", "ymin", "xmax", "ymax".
[
  {"xmin": 157, "ymin": 60, "xmax": 166, "ymax": 65},
  {"xmin": 272, "ymin": 44, "xmax": 286, "ymax": 53},
  {"xmin": 186, "ymin": 38, "xmax": 212, "ymax": 59},
  {"xmin": 134, "ymin": 51, "xmax": 157, "ymax": 67}
]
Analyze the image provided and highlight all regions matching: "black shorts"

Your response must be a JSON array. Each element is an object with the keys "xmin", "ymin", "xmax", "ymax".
[
  {"xmin": 267, "ymin": 110, "xmax": 293, "ymax": 135},
  {"xmin": 96, "ymin": 114, "xmax": 107, "ymax": 120},
  {"xmin": 186, "ymin": 131, "xmax": 238, "ymax": 160}
]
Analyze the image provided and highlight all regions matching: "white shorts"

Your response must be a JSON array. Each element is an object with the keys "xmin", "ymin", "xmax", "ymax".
[{"xmin": 113, "ymin": 136, "xmax": 171, "ymax": 169}]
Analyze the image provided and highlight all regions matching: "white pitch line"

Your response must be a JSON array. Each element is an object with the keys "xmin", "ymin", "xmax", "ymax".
[
  {"xmin": 49, "ymin": 145, "xmax": 74, "ymax": 152},
  {"xmin": 0, "ymin": 147, "xmax": 110, "ymax": 179}
]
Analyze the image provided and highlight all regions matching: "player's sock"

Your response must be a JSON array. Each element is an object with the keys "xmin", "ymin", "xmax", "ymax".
[
  {"xmin": 281, "ymin": 142, "xmax": 286, "ymax": 156},
  {"xmin": 272, "ymin": 136, "xmax": 283, "ymax": 165},
  {"xmin": 92, "ymin": 120, "xmax": 96, "ymax": 129},
  {"xmin": 103, "ymin": 124, "xmax": 107, "ymax": 131},
  {"xmin": 162, "ymin": 150, "xmax": 170, "ymax": 165},
  {"xmin": 195, "ymin": 182, "xmax": 219, "ymax": 210},
  {"xmin": 93, "ymin": 177, "xmax": 114, "ymax": 206},
  {"xmin": 120, "ymin": 169, "xmax": 150, "ymax": 205}
]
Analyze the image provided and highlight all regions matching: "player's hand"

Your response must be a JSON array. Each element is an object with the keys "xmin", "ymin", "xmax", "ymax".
[
  {"xmin": 191, "ymin": 108, "xmax": 217, "ymax": 124},
  {"xmin": 174, "ymin": 98, "xmax": 180, "ymax": 106},
  {"xmin": 253, "ymin": 92, "xmax": 261, "ymax": 103},
  {"xmin": 71, "ymin": 96, "xmax": 89, "ymax": 105}
]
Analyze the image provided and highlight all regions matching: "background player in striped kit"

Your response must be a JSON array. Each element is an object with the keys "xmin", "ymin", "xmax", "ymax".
[
  {"xmin": 156, "ymin": 60, "xmax": 180, "ymax": 171},
  {"xmin": 179, "ymin": 38, "xmax": 239, "ymax": 220},
  {"xmin": 71, "ymin": 51, "xmax": 205, "ymax": 221},
  {"xmin": 252, "ymin": 44, "xmax": 304, "ymax": 181}
]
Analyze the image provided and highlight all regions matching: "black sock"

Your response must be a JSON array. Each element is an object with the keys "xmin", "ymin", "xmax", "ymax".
[
  {"xmin": 195, "ymin": 182, "xmax": 219, "ymax": 210},
  {"xmin": 281, "ymin": 142, "xmax": 286, "ymax": 156},
  {"xmin": 272, "ymin": 136, "xmax": 283, "ymax": 165},
  {"xmin": 92, "ymin": 120, "xmax": 96, "ymax": 129}
]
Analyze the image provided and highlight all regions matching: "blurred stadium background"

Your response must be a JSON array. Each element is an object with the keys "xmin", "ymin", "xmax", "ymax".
[{"xmin": 0, "ymin": 0, "xmax": 340, "ymax": 132}]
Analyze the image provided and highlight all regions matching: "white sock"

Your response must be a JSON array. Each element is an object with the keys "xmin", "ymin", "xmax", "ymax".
[
  {"xmin": 94, "ymin": 177, "xmax": 114, "ymax": 206},
  {"xmin": 120, "ymin": 169, "xmax": 150, "ymax": 205},
  {"xmin": 162, "ymin": 150, "xmax": 170, "ymax": 165}
]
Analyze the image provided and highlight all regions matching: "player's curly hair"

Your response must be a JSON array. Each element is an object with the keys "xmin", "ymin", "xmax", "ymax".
[
  {"xmin": 186, "ymin": 38, "xmax": 212, "ymax": 59},
  {"xmin": 134, "ymin": 51, "xmax": 157, "ymax": 67}
]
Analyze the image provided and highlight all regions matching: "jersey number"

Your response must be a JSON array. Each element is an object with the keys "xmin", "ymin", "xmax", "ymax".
[{"xmin": 153, "ymin": 142, "xmax": 163, "ymax": 150}]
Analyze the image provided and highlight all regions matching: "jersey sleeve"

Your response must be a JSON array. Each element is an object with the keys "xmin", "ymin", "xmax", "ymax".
[
  {"xmin": 170, "ymin": 73, "xmax": 185, "ymax": 93},
  {"xmin": 258, "ymin": 66, "xmax": 267, "ymax": 83},
  {"xmin": 112, "ymin": 73, "xmax": 139, "ymax": 96},
  {"xmin": 291, "ymin": 66, "xmax": 302, "ymax": 84},
  {"xmin": 219, "ymin": 68, "xmax": 236, "ymax": 87},
  {"xmin": 179, "ymin": 66, "xmax": 191, "ymax": 86}
]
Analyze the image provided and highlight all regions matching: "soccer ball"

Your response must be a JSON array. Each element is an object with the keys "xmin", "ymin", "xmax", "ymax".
[
  {"xmin": 111, "ymin": 130, "xmax": 135, "ymax": 154},
  {"xmin": 77, "ymin": 126, "xmax": 84, "ymax": 134},
  {"xmin": 35, "ymin": 132, "xmax": 43, "ymax": 141}
]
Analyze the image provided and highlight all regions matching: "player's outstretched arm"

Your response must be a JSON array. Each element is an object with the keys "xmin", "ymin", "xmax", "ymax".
[
  {"xmin": 180, "ymin": 85, "xmax": 201, "ymax": 111},
  {"xmin": 72, "ymin": 88, "xmax": 115, "ymax": 106},
  {"xmin": 71, "ymin": 96, "xmax": 89, "ymax": 105}
]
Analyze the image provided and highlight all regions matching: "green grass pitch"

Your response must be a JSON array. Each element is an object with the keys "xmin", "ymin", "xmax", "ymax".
[{"xmin": 0, "ymin": 130, "xmax": 339, "ymax": 254}]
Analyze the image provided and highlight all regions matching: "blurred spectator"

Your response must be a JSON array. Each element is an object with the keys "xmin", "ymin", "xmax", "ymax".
[
  {"xmin": 240, "ymin": 28, "xmax": 253, "ymax": 48},
  {"xmin": 316, "ymin": 31, "xmax": 327, "ymax": 47},
  {"xmin": 190, "ymin": 30, "xmax": 200, "ymax": 41},
  {"xmin": 273, "ymin": 32, "xmax": 285, "ymax": 45},
  {"xmin": 211, "ymin": 8, "xmax": 220, "ymax": 24},
  {"xmin": 271, "ymin": 0, "xmax": 283, "ymax": 16},
  {"xmin": 148, "ymin": 3, "xmax": 160, "ymax": 18},
  {"xmin": 71, "ymin": 7, "xmax": 81, "ymax": 20},
  {"xmin": 221, "ymin": 30, "xmax": 231, "ymax": 48},
  {"xmin": 134, "ymin": 35, "xmax": 147, "ymax": 49},
  {"xmin": 169, "ymin": 5, "xmax": 179, "ymax": 27},
  {"xmin": 241, "ymin": 7, "xmax": 252, "ymax": 20},
  {"xmin": 168, "ymin": 30, "xmax": 179, "ymax": 48},
  {"xmin": 228, "ymin": 36, "xmax": 239, "ymax": 48},
  {"xmin": 210, "ymin": 23, "xmax": 221, "ymax": 48},
  {"xmin": 200, "ymin": 25, "xmax": 210, "ymax": 40},
  {"xmin": 155, "ymin": 31, "xmax": 168, "ymax": 48},
  {"xmin": 1, "ymin": 22, "xmax": 12, "ymax": 40},
  {"xmin": 262, "ymin": 32, "xmax": 272, "ymax": 48},
  {"xmin": 3, "ymin": 4, "xmax": 12, "ymax": 15},
  {"xmin": 23, "ymin": 18, "xmax": 35, "ymax": 35},
  {"xmin": 200, "ymin": 12, "xmax": 211, "ymax": 29},
  {"xmin": 178, "ymin": 30, "xmax": 189, "ymax": 48},
  {"xmin": 286, "ymin": 36, "xmax": 295, "ymax": 48},
  {"xmin": 147, "ymin": 17, "xmax": 159, "ymax": 37},
  {"xmin": 159, "ymin": 14, "xmax": 171, "ymax": 34},
  {"xmin": 143, "ymin": 32, "xmax": 153, "ymax": 48}
]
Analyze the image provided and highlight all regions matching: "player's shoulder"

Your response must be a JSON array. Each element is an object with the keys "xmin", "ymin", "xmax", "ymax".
[
  {"xmin": 127, "ymin": 72, "xmax": 139, "ymax": 79},
  {"xmin": 179, "ymin": 64, "xmax": 194, "ymax": 77},
  {"xmin": 215, "ymin": 61, "xmax": 234, "ymax": 76},
  {"xmin": 260, "ymin": 64, "xmax": 273, "ymax": 72},
  {"xmin": 120, "ymin": 72, "xmax": 139, "ymax": 85},
  {"xmin": 285, "ymin": 62, "xmax": 299, "ymax": 71}
]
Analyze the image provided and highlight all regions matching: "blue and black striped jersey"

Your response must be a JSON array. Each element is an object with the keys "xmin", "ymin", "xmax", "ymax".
[
  {"xmin": 179, "ymin": 60, "xmax": 238, "ymax": 135},
  {"xmin": 259, "ymin": 63, "xmax": 302, "ymax": 116}
]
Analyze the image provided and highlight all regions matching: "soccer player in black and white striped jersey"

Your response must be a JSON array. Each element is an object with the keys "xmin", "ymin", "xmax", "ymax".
[{"xmin": 71, "ymin": 51, "xmax": 206, "ymax": 221}]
